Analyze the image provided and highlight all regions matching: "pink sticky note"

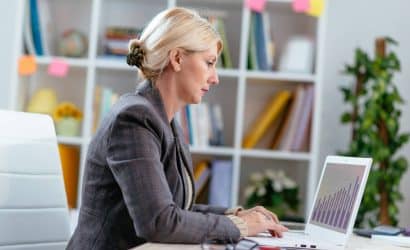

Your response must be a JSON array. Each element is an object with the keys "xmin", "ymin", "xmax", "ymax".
[
  {"xmin": 48, "ymin": 59, "xmax": 69, "ymax": 77},
  {"xmin": 293, "ymin": 0, "xmax": 310, "ymax": 12},
  {"xmin": 245, "ymin": 0, "xmax": 267, "ymax": 13}
]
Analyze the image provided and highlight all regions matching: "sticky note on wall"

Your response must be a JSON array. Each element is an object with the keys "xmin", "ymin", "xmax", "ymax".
[
  {"xmin": 307, "ymin": 0, "xmax": 324, "ymax": 17},
  {"xmin": 18, "ymin": 55, "xmax": 37, "ymax": 76},
  {"xmin": 246, "ymin": 0, "xmax": 267, "ymax": 13},
  {"xmin": 293, "ymin": 0, "xmax": 310, "ymax": 13},
  {"xmin": 48, "ymin": 59, "xmax": 69, "ymax": 77}
]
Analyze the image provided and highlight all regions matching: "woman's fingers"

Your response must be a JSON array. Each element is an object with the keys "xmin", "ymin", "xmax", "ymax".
[
  {"xmin": 254, "ymin": 206, "xmax": 279, "ymax": 223},
  {"xmin": 266, "ymin": 222, "xmax": 288, "ymax": 238}
]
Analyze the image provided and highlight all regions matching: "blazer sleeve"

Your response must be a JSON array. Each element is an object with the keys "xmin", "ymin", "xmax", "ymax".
[
  {"xmin": 106, "ymin": 106, "xmax": 240, "ymax": 244},
  {"xmin": 192, "ymin": 204, "xmax": 228, "ymax": 215}
]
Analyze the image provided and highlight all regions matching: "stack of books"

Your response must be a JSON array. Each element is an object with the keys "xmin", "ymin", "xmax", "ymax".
[
  {"xmin": 242, "ymin": 85, "xmax": 314, "ymax": 152},
  {"xmin": 104, "ymin": 26, "xmax": 142, "ymax": 56}
]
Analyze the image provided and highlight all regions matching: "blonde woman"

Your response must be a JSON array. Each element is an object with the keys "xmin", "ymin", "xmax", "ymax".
[{"xmin": 68, "ymin": 7, "xmax": 287, "ymax": 249}]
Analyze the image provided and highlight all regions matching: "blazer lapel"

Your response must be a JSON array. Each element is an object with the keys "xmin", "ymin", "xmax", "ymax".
[{"xmin": 171, "ymin": 119, "xmax": 196, "ymax": 208}]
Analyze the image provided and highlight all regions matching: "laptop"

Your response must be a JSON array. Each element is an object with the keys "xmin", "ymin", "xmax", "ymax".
[{"xmin": 246, "ymin": 155, "xmax": 372, "ymax": 249}]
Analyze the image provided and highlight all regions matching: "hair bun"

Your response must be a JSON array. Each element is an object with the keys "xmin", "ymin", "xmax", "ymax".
[{"xmin": 127, "ymin": 40, "xmax": 146, "ymax": 68}]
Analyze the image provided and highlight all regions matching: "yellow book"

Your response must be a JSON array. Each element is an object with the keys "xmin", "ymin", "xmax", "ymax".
[
  {"xmin": 270, "ymin": 94, "xmax": 295, "ymax": 149},
  {"xmin": 242, "ymin": 90, "xmax": 292, "ymax": 149},
  {"xmin": 193, "ymin": 161, "xmax": 210, "ymax": 197},
  {"xmin": 194, "ymin": 161, "xmax": 208, "ymax": 180},
  {"xmin": 58, "ymin": 144, "xmax": 80, "ymax": 209}
]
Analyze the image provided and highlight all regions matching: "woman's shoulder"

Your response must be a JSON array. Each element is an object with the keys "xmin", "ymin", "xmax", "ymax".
[{"xmin": 112, "ymin": 93, "xmax": 157, "ymax": 121}]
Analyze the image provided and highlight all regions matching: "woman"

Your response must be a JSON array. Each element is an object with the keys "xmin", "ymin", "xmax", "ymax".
[{"xmin": 68, "ymin": 7, "xmax": 287, "ymax": 249}]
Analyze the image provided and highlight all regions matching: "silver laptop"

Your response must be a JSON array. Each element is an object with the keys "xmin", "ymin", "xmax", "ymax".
[{"xmin": 247, "ymin": 155, "xmax": 372, "ymax": 249}]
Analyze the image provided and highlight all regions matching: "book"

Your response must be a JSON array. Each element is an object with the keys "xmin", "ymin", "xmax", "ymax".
[
  {"xmin": 37, "ymin": 0, "xmax": 53, "ymax": 55},
  {"xmin": 216, "ymin": 18, "xmax": 233, "ymax": 68},
  {"xmin": 30, "ymin": 0, "xmax": 43, "ymax": 55},
  {"xmin": 208, "ymin": 160, "xmax": 232, "ymax": 207},
  {"xmin": 279, "ymin": 85, "xmax": 306, "ymax": 151},
  {"xmin": 23, "ymin": 0, "xmax": 35, "ymax": 55},
  {"xmin": 185, "ymin": 106, "xmax": 194, "ymax": 145},
  {"xmin": 196, "ymin": 103, "xmax": 211, "ymax": 147},
  {"xmin": 58, "ymin": 144, "xmax": 80, "ymax": 209},
  {"xmin": 262, "ymin": 11, "xmax": 274, "ymax": 70},
  {"xmin": 270, "ymin": 94, "xmax": 295, "ymax": 149},
  {"xmin": 179, "ymin": 108, "xmax": 191, "ymax": 145},
  {"xmin": 254, "ymin": 12, "xmax": 268, "ymax": 70},
  {"xmin": 209, "ymin": 104, "xmax": 224, "ymax": 146},
  {"xmin": 291, "ymin": 85, "xmax": 314, "ymax": 151},
  {"xmin": 247, "ymin": 12, "xmax": 258, "ymax": 70},
  {"xmin": 193, "ymin": 161, "xmax": 211, "ymax": 197},
  {"xmin": 92, "ymin": 85, "xmax": 102, "ymax": 133},
  {"xmin": 242, "ymin": 90, "xmax": 292, "ymax": 149}
]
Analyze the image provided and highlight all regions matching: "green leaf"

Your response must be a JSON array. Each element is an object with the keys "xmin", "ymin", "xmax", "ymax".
[
  {"xmin": 386, "ymin": 118, "xmax": 398, "ymax": 135},
  {"xmin": 341, "ymin": 112, "xmax": 352, "ymax": 123},
  {"xmin": 385, "ymin": 37, "xmax": 398, "ymax": 46}
]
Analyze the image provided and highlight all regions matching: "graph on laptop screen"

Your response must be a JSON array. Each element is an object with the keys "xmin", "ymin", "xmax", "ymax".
[{"xmin": 310, "ymin": 163, "xmax": 365, "ymax": 233}]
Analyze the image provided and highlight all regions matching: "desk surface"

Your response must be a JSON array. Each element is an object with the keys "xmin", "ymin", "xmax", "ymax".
[{"xmin": 132, "ymin": 235, "xmax": 407, "ymax": 250}]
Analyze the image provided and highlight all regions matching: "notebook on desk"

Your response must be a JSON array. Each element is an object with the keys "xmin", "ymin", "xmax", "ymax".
[{"xmin": 247, "ymin": 155, "xmax": 372, "ymax": 249}]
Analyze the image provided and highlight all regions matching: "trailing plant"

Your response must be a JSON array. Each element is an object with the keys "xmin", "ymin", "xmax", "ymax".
[{"xmin": 340, "ymin": 37, "xmax": 409, "ymax": 227}]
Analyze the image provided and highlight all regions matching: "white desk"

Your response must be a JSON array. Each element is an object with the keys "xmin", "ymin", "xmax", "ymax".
[{"xmin": 132, "ymin": 235, "xmax": 407, "ymax": 250}]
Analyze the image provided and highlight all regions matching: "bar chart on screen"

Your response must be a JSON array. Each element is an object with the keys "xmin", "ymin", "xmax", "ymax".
[{"xmin": 310, "ymin": 163, "xmax": 366, "ymax": 233}]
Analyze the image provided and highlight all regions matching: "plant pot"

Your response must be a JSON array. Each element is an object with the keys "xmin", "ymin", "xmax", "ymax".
[{"xmin": 56, "ymin": 117, "xmax": 80, "ymax": 136}]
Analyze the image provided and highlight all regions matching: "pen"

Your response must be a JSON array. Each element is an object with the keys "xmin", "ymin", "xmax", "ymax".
[{"xmin": 259, "ymin": 246, "xmax": 281, "ymax": 250}]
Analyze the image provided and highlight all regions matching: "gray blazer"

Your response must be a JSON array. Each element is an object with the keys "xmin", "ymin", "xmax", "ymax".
[{"xmin": 67, "ymin": 81, "xmax": 240, "ymax": 250}]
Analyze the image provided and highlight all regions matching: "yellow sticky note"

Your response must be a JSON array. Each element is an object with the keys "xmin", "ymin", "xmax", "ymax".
[
  {"xmin": 307, "ymin": 0, "xmax": 324, "ymax": 17},
  {"xmin": 18, "ymin": 55, "xmax": 37, "ymax": 76}
]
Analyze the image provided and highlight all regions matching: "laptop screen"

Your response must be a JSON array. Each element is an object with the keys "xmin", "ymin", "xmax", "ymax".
[{"xmin": 308, "ymin": 162, "xmax": 367, "ymax": 234}]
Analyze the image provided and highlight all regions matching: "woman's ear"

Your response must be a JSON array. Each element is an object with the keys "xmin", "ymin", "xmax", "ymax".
[{"xmin": 169, "ymin": 48, "xmax": 183, "ymax": 72}]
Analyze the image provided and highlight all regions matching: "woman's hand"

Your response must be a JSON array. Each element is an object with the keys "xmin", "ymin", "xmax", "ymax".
[{"xmin": 236, "ymin": 206, "xmax": 288, "ymax": 237}]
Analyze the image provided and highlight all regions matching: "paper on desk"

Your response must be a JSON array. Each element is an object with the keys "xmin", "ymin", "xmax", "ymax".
[{"xmin": 371, "ymin": 235, "xmax": 410, "ymax": 247}]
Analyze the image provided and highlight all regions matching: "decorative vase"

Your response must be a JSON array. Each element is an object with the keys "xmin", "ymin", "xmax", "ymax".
[{"xmin": 56, "ymin": 117, "xmax": 80, "ymax": 136}]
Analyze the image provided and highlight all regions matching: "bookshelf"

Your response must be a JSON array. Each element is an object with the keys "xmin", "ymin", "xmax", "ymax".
[{"xmin": 10, "ymin": 0, "xmax": 324, "ymax": 219}]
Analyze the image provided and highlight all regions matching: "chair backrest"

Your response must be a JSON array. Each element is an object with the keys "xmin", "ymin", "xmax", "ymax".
[{"xmin": 0, "ymin": 110, "xmax": 70, "ymax": 250}]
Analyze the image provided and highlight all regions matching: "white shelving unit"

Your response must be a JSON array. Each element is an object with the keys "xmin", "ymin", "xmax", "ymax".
[{"xmin": 10, "ymin": 0, "xmax": 324, "ymax": 219}]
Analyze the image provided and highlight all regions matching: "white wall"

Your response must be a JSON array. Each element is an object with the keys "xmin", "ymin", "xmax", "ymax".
[
  {"xmin": 319, "ymin": 0, "xmax": 410, "ymax": 226},
  {"xmin": 0, "ymin": 1, "xmax": 20, "ymax": 109}
]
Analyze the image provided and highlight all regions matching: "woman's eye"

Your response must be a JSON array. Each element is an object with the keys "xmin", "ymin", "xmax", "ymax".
[{"xmin": 207, "ymin": 61, "xmax": 214, "ymax": 66}]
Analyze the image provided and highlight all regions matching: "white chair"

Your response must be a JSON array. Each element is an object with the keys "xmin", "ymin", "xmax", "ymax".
[{"xmin": 0, "ymin": 110, "xmax": 70, "ymax": 250}]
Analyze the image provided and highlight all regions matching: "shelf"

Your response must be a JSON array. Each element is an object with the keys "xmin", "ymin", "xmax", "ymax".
[
  {"xmin": 189, "ymin": 146, "xmax": 235, "ymax": 156},
  {"xmin": 240, "ymin": 149, "xmax": 311, "ymax": 161},
  {"xmin": 11, "ymin": 0, "xmax": 323, "ymax": 212},
  {"xmin": 95, "ymin": 57, "xmax": 133, "ymax": 71},
  {"xmin": 216, "ymin": 68, "xmax": 240, "ymax": 77},
  {"xmin": 95, "ymin": 57, "xmax": 240, "ymax": 75},
  {"xmin": 57, "ymin": 136, "xmax": 84, "ymax": 145},
  {"xmin": 36, "ymin": 56, "xmax": 89, "ymax": 67},
  {"xmin": 245, "ymin": 71, "xmax": 316, "ymax": 82}
]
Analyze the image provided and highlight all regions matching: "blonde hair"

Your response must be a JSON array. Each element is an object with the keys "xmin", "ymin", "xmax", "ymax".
[{"xmin": 127, "ymin": 7, "xmax": 223, "ymax": 81}]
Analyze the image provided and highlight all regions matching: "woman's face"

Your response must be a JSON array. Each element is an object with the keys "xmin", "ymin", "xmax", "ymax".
[{"xmin": 176, "ymin": 45, "xmax": 219, "ymax": 104}]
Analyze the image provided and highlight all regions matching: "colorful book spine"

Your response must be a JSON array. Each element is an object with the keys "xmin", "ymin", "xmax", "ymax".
[
  {"xmin": 30, "ymin": 0, "xmax": 43, "ymax": 55},
  {"xmin": 291, "ymin": 86, "xmax": 314, "ymax": 151},
  {"xmin": 254, "ymin": 12, "xmax": 269, "ymax": 70},
  {"xmin": 208, "ymin": 160, "xmax": 232, "ymax": 207},
  {"xmin": 242, "ymin": 90, "xmax": 292, "ymax": 149}
]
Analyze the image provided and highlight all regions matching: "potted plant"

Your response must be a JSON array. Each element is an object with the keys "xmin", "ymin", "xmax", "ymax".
[
  {"xmin": 244, "ymin": 169, "xmax": 300, "ymax": 220},
  {"xmin": 53, "ymin": 102, "xmax": 83, "ymax": 137},
  {"xmin": 340, "ymin": 37, "xmax": 409, "ymax": 226}
]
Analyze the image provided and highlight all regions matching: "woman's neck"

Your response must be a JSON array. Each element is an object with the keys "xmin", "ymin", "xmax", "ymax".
[{"xmin": 154, "ymin": 74, "xmax": 184, "ymax": 123}]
